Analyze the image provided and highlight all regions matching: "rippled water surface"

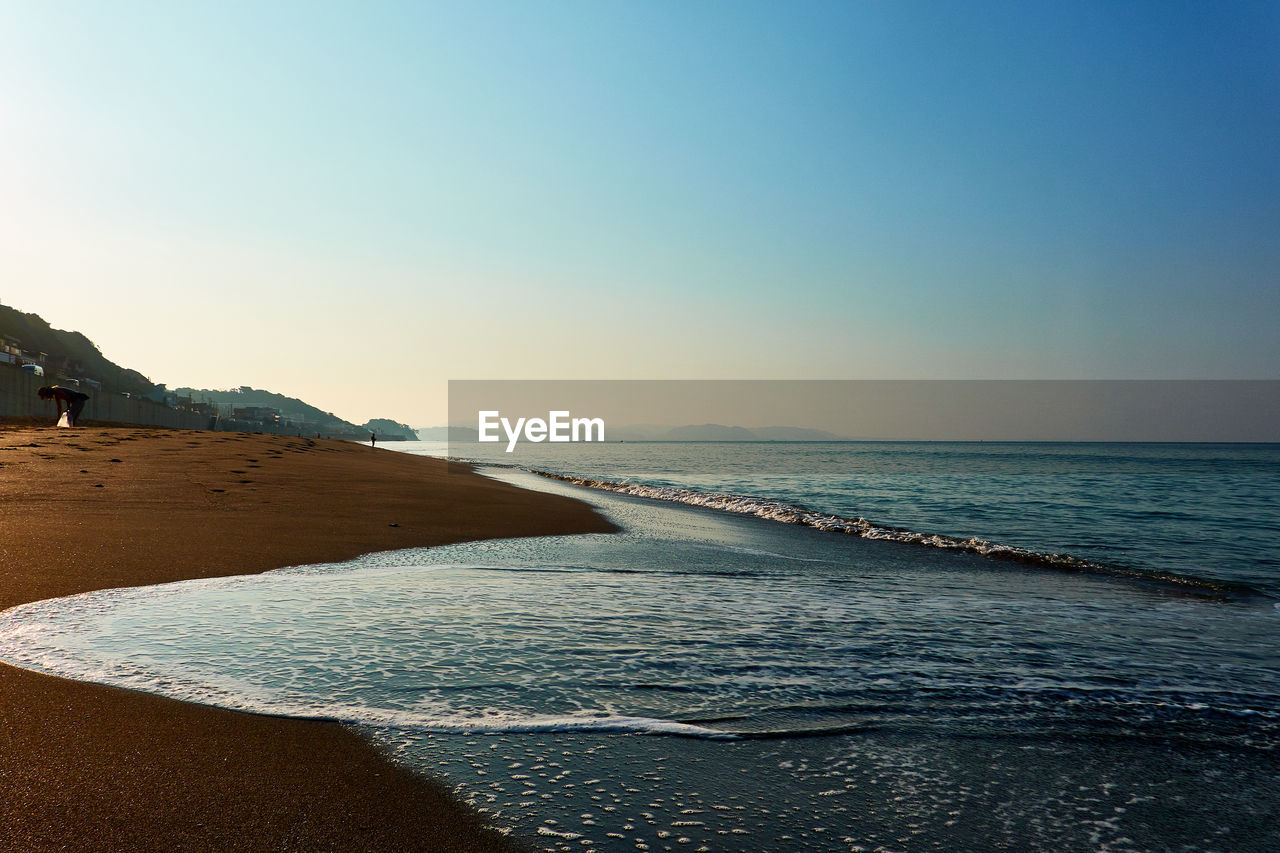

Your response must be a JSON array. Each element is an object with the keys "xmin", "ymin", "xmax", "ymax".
[
  {"xmin": 440, "ymin": 441, "xmax": 1280, "ymax": 594},
  {"xmin": 2, "ymin": 464, "xmax": 1278, "ymax": 851}
]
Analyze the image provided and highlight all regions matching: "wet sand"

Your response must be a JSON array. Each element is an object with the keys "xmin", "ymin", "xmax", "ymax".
[{"xmin": 0, "ymin": 426, "xmax": 616, "ymax": 852}]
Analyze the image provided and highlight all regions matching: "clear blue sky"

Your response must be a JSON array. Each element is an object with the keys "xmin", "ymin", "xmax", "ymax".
[{"xmin": 1, "ymin": 1, "xmax": 1276, "ymax": 425}]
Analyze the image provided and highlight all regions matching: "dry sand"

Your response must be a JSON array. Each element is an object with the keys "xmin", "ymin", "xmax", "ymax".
[{"xmin": 0, "ymin": 425, "xmax": 616, "ymax": 852}]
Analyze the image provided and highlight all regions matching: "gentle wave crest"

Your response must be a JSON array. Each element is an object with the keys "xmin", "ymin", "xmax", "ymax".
[{"xmin": 530, "ymin": 470, "xmax": 1268, "ymax": 598}]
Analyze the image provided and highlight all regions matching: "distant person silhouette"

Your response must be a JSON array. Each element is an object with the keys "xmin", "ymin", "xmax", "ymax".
[
  {"xmin": 370, "ymin": 432, "xmax": 376, "ymax": 447},
  {"xmin": 38, "ymin": 385, "xmax": 90, "ymax": 426}
]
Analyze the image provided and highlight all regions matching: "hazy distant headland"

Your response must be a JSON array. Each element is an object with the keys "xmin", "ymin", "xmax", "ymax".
[
  {"xmin": 417, "ymin": 424, "xmax": 848, "ymax": 442},
  {"xmin": 447, "ymin": 380, "xmax": 1280, "ymax": 443}
]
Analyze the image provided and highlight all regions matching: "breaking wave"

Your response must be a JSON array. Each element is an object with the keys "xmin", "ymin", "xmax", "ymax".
[{"xmin": 530, "ymin": 471, "xmax": 1267, "ymax": 599}]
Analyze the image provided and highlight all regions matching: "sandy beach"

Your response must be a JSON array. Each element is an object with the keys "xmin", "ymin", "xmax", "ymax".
[{"xmin": 0, "ymin": 425, "xmax": 616, "ymax": 852}]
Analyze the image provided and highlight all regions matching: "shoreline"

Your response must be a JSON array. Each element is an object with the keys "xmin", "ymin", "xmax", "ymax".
[{"xmin": 0, "ymin": 425, "xmax": 616, "ymax": 852}]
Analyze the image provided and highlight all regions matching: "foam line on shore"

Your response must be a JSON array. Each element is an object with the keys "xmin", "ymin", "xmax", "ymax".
[{"xmin": 0, "ymin": 592, "xmax": 735, "ymax": 738}]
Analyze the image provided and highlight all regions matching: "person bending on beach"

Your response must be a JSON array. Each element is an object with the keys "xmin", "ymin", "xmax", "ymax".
[{"xmin": 37, "ymin": 385, "xmax": 90, "ymax": 426}]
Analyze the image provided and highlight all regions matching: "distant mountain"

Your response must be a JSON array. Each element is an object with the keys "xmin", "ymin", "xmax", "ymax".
[
  {"xmin": 664, "ymin": 423, "xmax": 759, "ymax": 441},
  {"xmin": 753, "ymin": 426, "xmax": 845, "ymax": 441},
  {"xmin": 607, "ymin": 424, "xmax": 672, "ymax": 441},
  {"xmin": 416, "ymin": 426, "xmax": 479, "ymax": 441},
  {"xmin": 420, "ymin": 423, "xmax": 849, "ymax": 442},
  {"xmin": 617, "ymin": 424, "xmax": 846, "ymax": 441}
]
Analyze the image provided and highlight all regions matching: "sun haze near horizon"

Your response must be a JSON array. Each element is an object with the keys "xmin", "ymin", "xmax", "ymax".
[{"xmin": 2, "ymin": 2, "xmax": 1276, "ymax": 427}]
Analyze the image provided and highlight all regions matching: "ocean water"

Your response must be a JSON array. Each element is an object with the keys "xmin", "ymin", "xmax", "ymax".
[
  {"xmin": 436, "ymin": 440, "xmax": 1280, "ymax": 596},
  {"xmin": 1, "ymin": 442, "xmax": 1278, "ymax": 851}
]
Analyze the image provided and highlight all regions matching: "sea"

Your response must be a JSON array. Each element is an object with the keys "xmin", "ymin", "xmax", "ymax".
[{"xmin": 2, "ymin": 440, "xmax": 1278, "ymax": 852}]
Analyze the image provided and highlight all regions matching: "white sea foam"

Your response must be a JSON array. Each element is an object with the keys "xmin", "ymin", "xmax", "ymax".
[
  {"xmin": 0, "ymin": 594, "xmax": 736, "ymax": 738},
  {"xmin": 532, "ymin": 472, "xmax": 1101, "ymax": 558},
  {"xmin": 527, "ymin": 470, "xmax": 1258, "ymax": 595}
]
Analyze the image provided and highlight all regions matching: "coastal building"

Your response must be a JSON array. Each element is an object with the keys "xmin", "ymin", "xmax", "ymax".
[
  {"xmin": 231, "ymin": 406, "xmax": 282, "ymax": 425},
  {"xmin": 0, "ymin": 336, "xmax": 21, "ymax": 365},
  {"xmin": 0, "ymin": 335, "xmax": 48, "ymax": 369},
  {"xmin": 143, "ymin": 384, "xmax": 180, "ymax": 408}
]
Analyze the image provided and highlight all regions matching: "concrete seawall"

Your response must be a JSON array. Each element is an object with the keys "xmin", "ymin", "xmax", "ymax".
[
  {"xmin": 2, "ymin": 370, "xmax": 392, "ymax": 438},
  {"xmin": 1, "ymin": 369, "xmax": 214, "ymax": 430}
]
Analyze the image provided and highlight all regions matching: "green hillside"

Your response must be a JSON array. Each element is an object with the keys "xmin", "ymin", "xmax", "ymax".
[
  {"xmin": 175, "ymin": 387, "xmax": 417, "ymax": 439},
  {"xmin": 175, "ymin": 386, "xmax": 354, "ymax": 431},
  {"xmin": 0, "ymin": 303, "xmax": 154, "ymax": 394},
  {"xmin": 1, "ymin": 302, "xmax": 415, "ymax": 437}
]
